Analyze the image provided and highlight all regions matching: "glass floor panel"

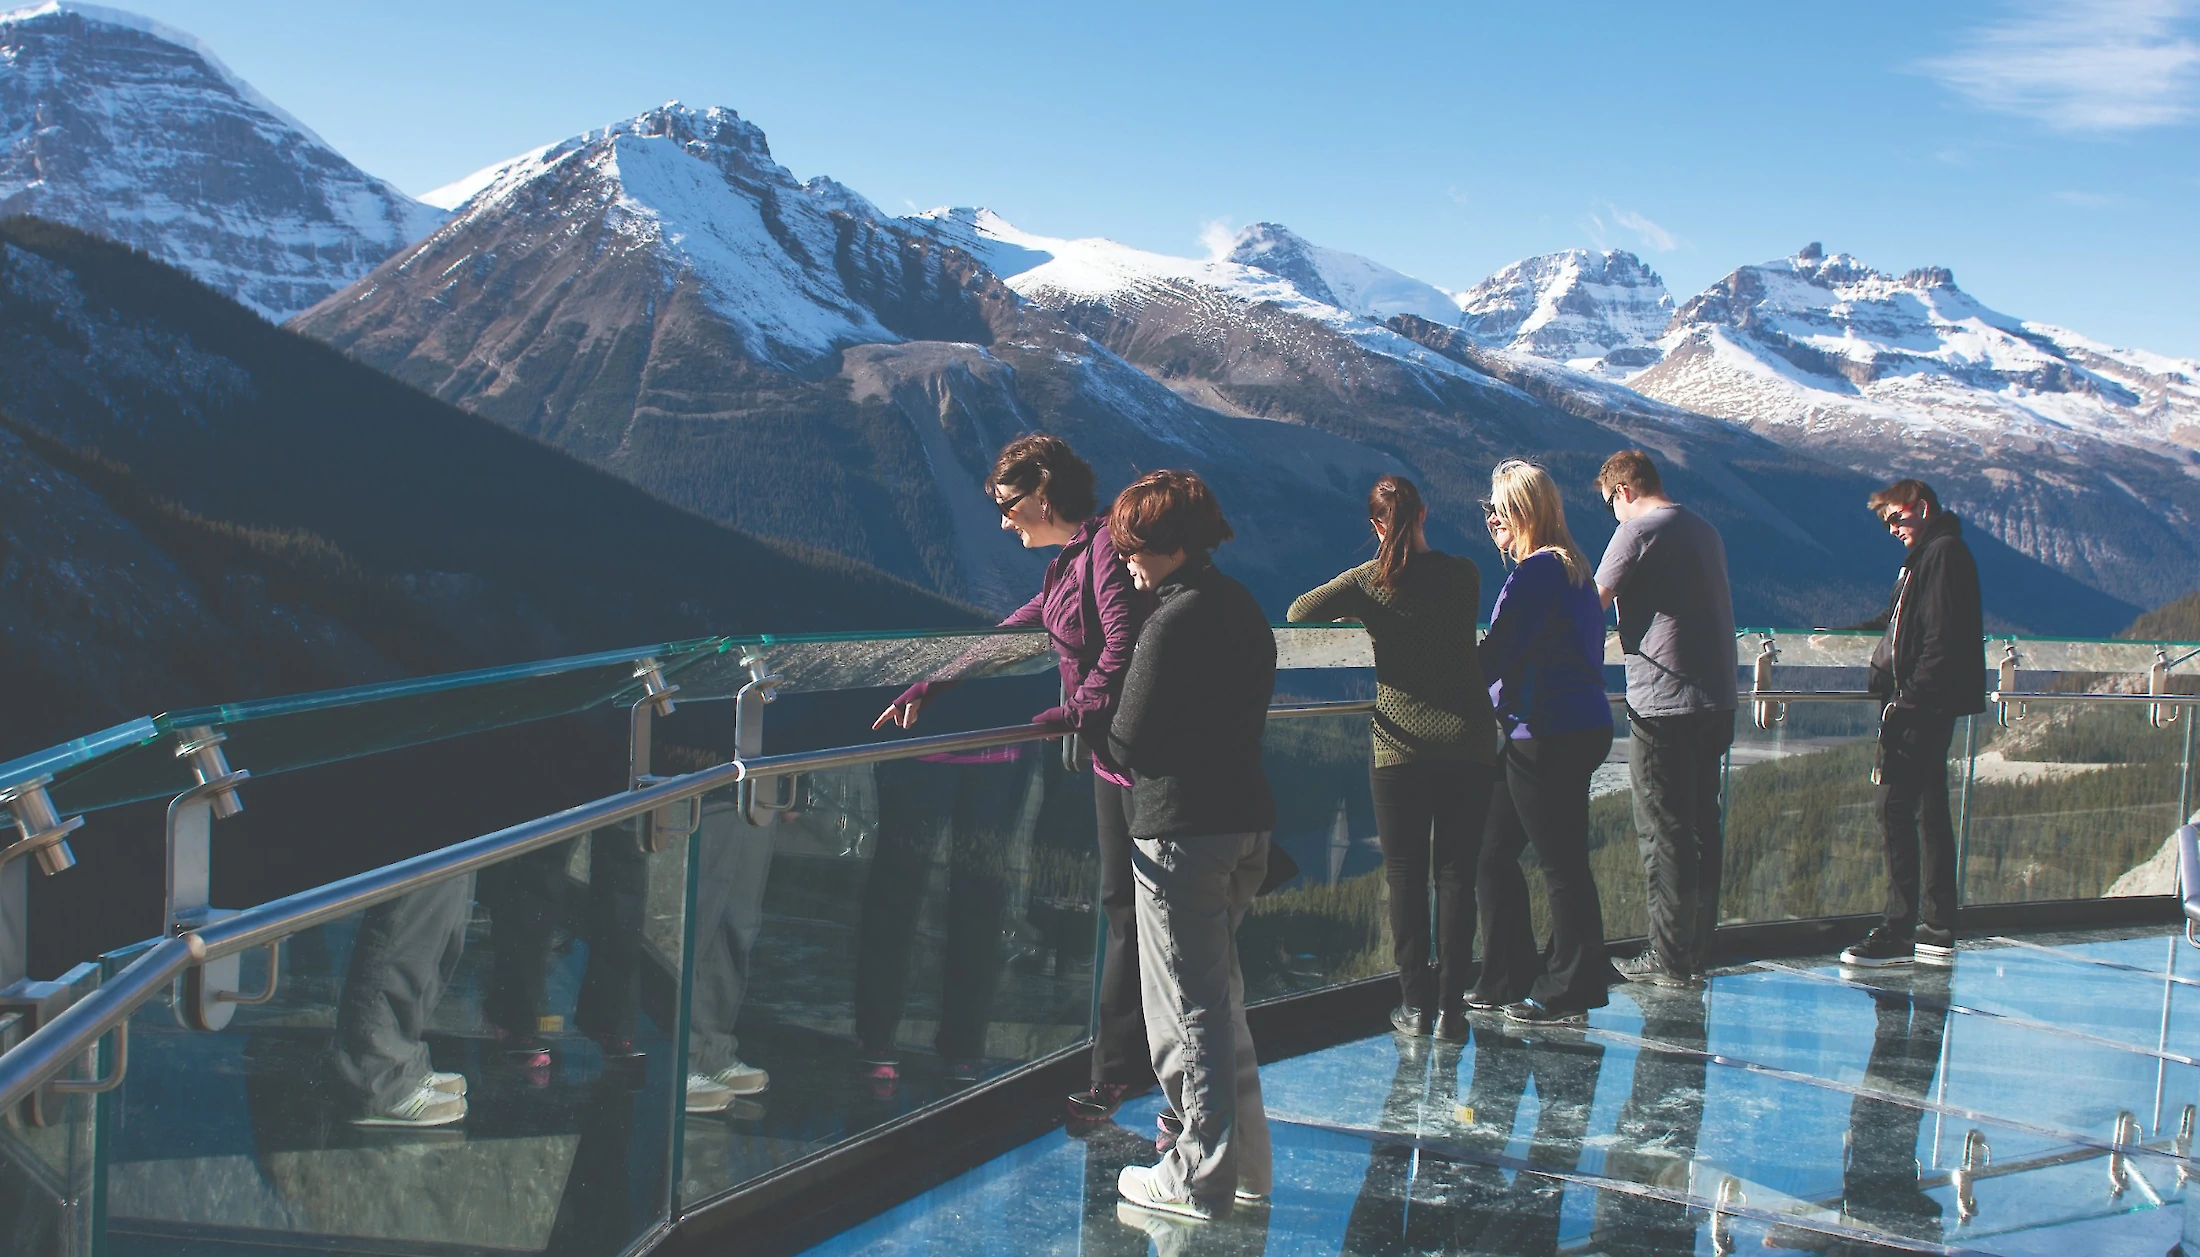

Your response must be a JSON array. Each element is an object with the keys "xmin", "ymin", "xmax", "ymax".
[{"xmin": 803, "ymin": 925, "xmax": 2200, "ymax": 1256}]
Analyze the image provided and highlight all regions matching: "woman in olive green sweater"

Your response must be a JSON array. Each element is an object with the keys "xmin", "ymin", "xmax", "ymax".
[{"xmin": 1287, "ymin": 475, "xmax": 1497, "ymax": 1041}]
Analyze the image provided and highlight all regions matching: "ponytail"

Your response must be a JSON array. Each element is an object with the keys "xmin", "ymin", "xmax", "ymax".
[{"xmin": 1368, "ymin": 474, "xmax": 1424, "ymax": 591}]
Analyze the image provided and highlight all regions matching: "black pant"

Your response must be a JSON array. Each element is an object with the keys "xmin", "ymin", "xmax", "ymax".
[
  {"xmin": 482, "ymin": 829, "xmax": 645, "ymax": 1043},
  {"xmin": 1839, "ymin": 985, "xmax": 1949, "ymax": 1248},
  {"xmin": 1876, "ymin": 707, "xmax": 1959, "ymax": 935},
  {"xmin": 1370, "ymin": 758, "xmax": 1497, "ymax": 1012},
  {"xmin": 1628, "ymin": 708, "xmax": 1733, "ymax": 972},
  {"xmin": 1592, "ymin": 995, "xmax": 1710, "ymax": 1254},
  {"xmin": 1090, "ymin": 775, "xmax": 1155, "ymax": 1087},
  {"xmin": 1476, "ymin": 724, "xmax": 1617, "ymax": 1010},
  {"xmin": 853, "ymin": 756, "xmax": 1029, "ymax": 1062}
]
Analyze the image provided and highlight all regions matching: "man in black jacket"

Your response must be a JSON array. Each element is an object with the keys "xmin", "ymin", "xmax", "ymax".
[
  {"xmin": 1840, "ymin": 479, "xmax": 1985, "ymax": 969},
  {"xmin": 1105, "ymin": 470, "xmax": 1277, "ymax": 1223}
]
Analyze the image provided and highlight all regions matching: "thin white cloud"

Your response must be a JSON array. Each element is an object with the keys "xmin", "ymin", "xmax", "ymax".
[
  {"xmin": 1198, "ymin": 217, "xmax": 1239, "ymax": 262},
  {"xmin": 1583, "ymin": 202, "xmax": 1682, "ymax": 254},
  {"xmin": 1923, "ymin": 0, "xmax": 2200, "ymax": 132},
  {"xmin": 2053, "ymin": 188, "xmax": 2123, "ymax": 206}
]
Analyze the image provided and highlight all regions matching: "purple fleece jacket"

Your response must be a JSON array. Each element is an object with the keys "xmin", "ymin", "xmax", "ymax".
[{"xmin": 895, "ymin": 517, "xmax": 1153, "ymax": 784}]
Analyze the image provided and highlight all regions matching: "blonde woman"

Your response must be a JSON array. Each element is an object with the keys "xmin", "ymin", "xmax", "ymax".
[{"xmin": 1472, "ymin": 459, "xmax": 1617, "ymax": 1023}]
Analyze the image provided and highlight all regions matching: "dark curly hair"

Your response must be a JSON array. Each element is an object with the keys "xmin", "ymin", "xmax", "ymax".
[{"xmin": 990, "ymin": 432, "xmax": 1098, "ymax": 521}]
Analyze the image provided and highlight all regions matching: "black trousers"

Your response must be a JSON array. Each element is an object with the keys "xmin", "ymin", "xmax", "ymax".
[
  {"xmin": 1838, "ymin": 987, "xmax": 1949, "ymax": 1247},
  {"xmin": 1876, "ymin": 707, "xmax": 1959, "ymax": 935},
  {"xmin": 1628, "ymin": 708, "xmax": 1733, "ymax": 972},
  {"xmin": 853, "ymin": 756, "xmax": 1028, "ymax": 1062},
  {"xmin": 1090, "ymin": 775, "xmax": 1156, "ymax": 1086},
  {"xmin": 1476, "ymin": 724, "xmax": 1617, "ymax": 1011},
  {"xmin": 1370, "ymin": 758, "xmax": 1497, "ymax": 1012}
]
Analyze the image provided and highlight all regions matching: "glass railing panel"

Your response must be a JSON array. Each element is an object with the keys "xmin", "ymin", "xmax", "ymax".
[
  {"xmin": 1244, "ymin": 709, "xmax": 1385, "ymax": 1001},
  {"xmin": 91, "ymin": 814, "xmax": 691, "ymax": 1257},
  {"xmin": 0, "ymin": 718, "xmax": 158, "ymax": 797},
  {"xmin": 1721, "ymin": 700, "xmax": 1887, "ymax": 922},
  {"xmin": 1963, "ymin": 700, "xmax": 2193, "ymax": 906},
  {"xmin": 678, "ymin": 738, "xmax": 1102, "ymax": 1211},
  {"xmin": 0, "ymin": 965, "xmax": 104, "ymax": 1257},
  {"xmin": 49, "ymin": 640, "xmax": 724, "ymax": 814},
  {"xmin": 673, "ymin": 630, "xmax": 1057, "ymax": 702}
]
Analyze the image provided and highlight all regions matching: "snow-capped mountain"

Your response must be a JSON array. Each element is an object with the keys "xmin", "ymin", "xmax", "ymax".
[
  {"xmin": 1452, "ymin": 249, "xmax": 1674, "ymax": 376},
  {"xmin": 1625, "ymin": 243, "xmax": 2200, "ymax": 603},
  {"xmin": 0, "ymin": 2, "xmax": 442, "ymax": 319},
  {"xmin": 1223, "ymin": 221, "xmax": 1463, "ymax": 326},
  {"xmin": 295, "ymin": 106, "xmax": 1399, "ymax": 612}
]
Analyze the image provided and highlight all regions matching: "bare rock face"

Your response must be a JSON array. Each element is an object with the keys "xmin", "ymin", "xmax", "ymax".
[
  {"xmin": 1452, "ymin": 249, "xmax": 1675, "ymax": 374},
  {"xmin": 0, "ymin": 3, "xmax": 443, "ymax": 319}
]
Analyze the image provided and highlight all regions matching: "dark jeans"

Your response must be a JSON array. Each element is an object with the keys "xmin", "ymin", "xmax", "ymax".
[
  {"xmin": 482, "ymin": 829, "xmax": 645, "ymax": 1044},
  {"xmin": 1370, "ymin": 758, "xmax": 1497, "ymax": 1012},
  {"xmin": 1876, "ymin": 707, "xmax": 1959, "ymax": 935},
  {"xmin": 1476, "ymin": 724, "xmax": 1617, "ymax": 1011},
  {"xmin": 853, "ymin": 756, "xmax": 1033, "ymax": 1062},
  {"xmin": 1627, "ymin": 708, "xmax": 1733, "ymax": 972},
  {"xmin": 1091, "ymin": 775, "xmax": 1155, "ymax": 1087},
  {"xmin": 1841, "ymin": 986, "xmax": 1949, "ymax": 1246},
  {"xmin": 331, "ymin": 873, "xmax": 473, "ymax": 1112}
]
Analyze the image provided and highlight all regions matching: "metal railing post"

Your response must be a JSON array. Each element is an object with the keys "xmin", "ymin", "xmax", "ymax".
[
  {"xmin": 628, "ymin": 657, "xmax": 699, "ymax": 854},
  {"xmin": 165, "ymin": 728, "xmax": 259, "ymax": 1033}
]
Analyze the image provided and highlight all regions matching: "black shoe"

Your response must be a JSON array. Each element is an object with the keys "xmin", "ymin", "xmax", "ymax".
[
  {"xmin": 1434, "ymin": 1009, "xmax": 1471, "ymax": 1042},
  {"xmin": 1501, "ymin": 998, "xmax": 1586, "ymax": 1024},
  {"xmin": 1839, "ymin": 926, "xmax": 1915, "ymax": 968},
  {"xmin": 1067, "ymin": 1082, "xmax": 1146, "ymax": 1125},
  {"xmin": 1464, "ymin": 990, "xmax": 1508, "ymax": 1011},
  {"xmin": 1913, "ymin": 924, "xmax": 1956, "ymax": 966},
  {"xmin": 1613, "ymin": 948, "xmax": 1695, "ymax": 988},
  {"xmin": 1389, "ymin": 1005, "xmax": 1435, "ymax": 1037}
]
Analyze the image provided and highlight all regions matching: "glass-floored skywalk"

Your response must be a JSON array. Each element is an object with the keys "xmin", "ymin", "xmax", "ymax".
[
  {"xmin": 0, "ymin": 625, "xmax": 2195, "ymax": 1256},
  {"xmin": 816, "ymin": 925, "xmax": 2200, "ymax": 1256}
]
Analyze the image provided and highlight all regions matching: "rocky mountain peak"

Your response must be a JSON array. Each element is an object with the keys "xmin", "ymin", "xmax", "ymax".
[
  {"xmin": 0, "ymin": 1, "xmax": 442, "ymax": 319},
  {"xmin": 1224, "ymin": 222, "xmax": 1341, "ymax": 306},
  {"xmin": 1453, "ymin": 248, "xmax": 1673, "ymax": 374}
]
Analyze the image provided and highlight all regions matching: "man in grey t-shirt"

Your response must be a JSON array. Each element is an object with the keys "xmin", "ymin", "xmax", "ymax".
[{"xmin": 1592, "ymin": 450, "xmax": 1736, "ymax": 987}]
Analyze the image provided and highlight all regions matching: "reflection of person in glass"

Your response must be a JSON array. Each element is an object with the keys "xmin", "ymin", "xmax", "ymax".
[
  {"xmin": 1591, "ymin": 989, "xmax": 1711, "ymax": 1254},
  {"xmin": 330, "ymin": 874, "xmax": 473, "ymax": 1128},
  {"xmin": 873, "ymin": 434, "xmax": 1156, "ymax": 1117},
  {"xmin": 1765, "ymin": 974, "xmax": 1950, "ymax": 1253},
  {"xmin": 851, "ymin": 752, "xmax": 1039, "ymax": 1087},
  {"xmin": 1344, "ymin": 1027, "xmax": 1606, "ymax": 1253},
  {"xmin": 479, "ymin": 831, "xmax": 653, "ymax": 1086}
]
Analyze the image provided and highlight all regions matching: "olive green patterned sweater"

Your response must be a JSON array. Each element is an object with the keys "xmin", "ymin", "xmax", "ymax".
[{"xmin": 1287, "ymin": 552, "xmax": 1495, "ymax": 768}]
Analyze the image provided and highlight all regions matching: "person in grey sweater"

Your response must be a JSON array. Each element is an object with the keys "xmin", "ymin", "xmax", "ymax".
[{"xmin": 1105, "ymin": 470, "xmax": 1277, "ymax": 1223}]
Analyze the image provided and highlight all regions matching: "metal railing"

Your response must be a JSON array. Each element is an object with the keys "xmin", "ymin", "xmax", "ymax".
[{"xmin": 0, "ymin": 699, "xmax": 1374, "ymax": 1117}]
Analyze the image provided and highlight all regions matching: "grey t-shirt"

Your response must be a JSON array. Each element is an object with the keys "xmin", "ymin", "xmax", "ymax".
[{"xmin": 1595, "ymin": 504, "xmax": 1738, "ymax": 716}]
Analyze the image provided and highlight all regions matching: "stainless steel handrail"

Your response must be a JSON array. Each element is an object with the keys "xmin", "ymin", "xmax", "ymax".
[
  {"xmin": 1747, "ymin": 690, "xmax": 1880, "ymax": 703},
  {"xmin": 0, "ymin": 700, "xmax": 1382, "ymax": 1105},
  {"xmin": 1993, "ymin": 691, "xmax": 2200, "ymax": 706},
  {"xmin": 0, "ymin": 933, "xmax": 202, "ymax": 1115}
]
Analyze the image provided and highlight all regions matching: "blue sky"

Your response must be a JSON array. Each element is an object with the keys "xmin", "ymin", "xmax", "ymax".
[{"xmin": 115, "ymin": 0, "xmax": 2200, "ymax": 357}]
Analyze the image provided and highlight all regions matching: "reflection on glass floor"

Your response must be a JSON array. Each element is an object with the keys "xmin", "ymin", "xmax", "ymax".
[{"xmin": 803, "ymin": 924, "xmax": 2200, "ymax": 1256}]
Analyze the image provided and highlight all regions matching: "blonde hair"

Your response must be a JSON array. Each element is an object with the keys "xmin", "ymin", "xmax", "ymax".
[{"xmin": 1488, "ymin": 458, "xmax": 1592, "ymax": 586}]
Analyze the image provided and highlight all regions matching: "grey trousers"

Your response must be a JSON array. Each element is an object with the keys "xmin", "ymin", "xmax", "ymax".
[
  {"xmin": 1133, "ymin": 830, "xmax": 1273, "ymax": 1207},
  {"xmin": 688, "ymin": 797, "xmax": 775, "ymax": 1073},
  {"xmin": 331, "ymin": 873, "xmax": 474, "ymax": 1112}
]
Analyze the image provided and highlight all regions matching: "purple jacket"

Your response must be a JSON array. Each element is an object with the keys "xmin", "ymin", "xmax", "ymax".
[{"xmin": 896, "ymin": 517, "xmax": 1153, "ymax": 783}]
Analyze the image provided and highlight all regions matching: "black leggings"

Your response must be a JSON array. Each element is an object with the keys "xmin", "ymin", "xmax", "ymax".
[
  {"xmin": 1090, "ymin": 775, "xmax": 1156, "ymax": 1086},
  {"xmin": 1369, "ymin": 758, "xmax": 1496, "ymax": 1012},
  {"xmin": 1475, "ymin": 724, "xmax": 1617, "ymax": 1011}
]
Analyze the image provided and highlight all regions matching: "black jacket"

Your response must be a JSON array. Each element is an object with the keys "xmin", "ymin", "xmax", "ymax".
[
  {"xmin": 1854, "ymin": 512, "xmax": 1986, "ymax": 717},
  {"xmin": 1106, "ymin": 556, "xmax": 1277, "ymax": 839}
]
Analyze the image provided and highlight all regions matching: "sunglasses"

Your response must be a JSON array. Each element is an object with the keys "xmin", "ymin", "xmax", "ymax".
[
  {"xmin": 1479, "ymin": 499, "xmax": 1507, "ymax": 529},
  {"xmin": 1604, "ymin": 485, "xmax": 1624, "ymax": 516},
  {"xmin": 992, "ymin": 491, "xmax": 1030, "ymax": 518},
  {"xmin": 1880, "ymin": 509, "xmax": 1918, "ymax": 531}
]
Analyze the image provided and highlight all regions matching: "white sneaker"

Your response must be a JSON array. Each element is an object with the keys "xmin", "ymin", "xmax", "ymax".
[
  {"xmin": 709, "ymin": 1058, "xmax": 769, "ymax": 1095},
  {"xmin": 685, "ymin": 1072, "xmax": 736, "ymax": 1114},
  {"xmin": 426, "ymin": 1070, "xmax": 467, "ymax": 1096},
  {"xmin": 1117, "ymin": 1164, "xmax": 1214, "ymax": 1221},
  {"xmin": 1234, "ymin": 1189, "xmax": 1269, "ymax": 1204},
  {"xmin": 352, "ymin": 1083, "xmax": 466, "ymax": 1128}
]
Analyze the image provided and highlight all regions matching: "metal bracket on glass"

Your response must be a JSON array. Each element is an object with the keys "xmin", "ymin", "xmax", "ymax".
[
  {"xmin": 1750, "ymin": 635, "xmax": 1784, "ymax": 731},
  {"xmin": 2176, "ymin": 1105, "xmax": 2195, "ymax": 1186},
  {"xmin": 628, "ymin": 658, "xmax": 700, "ymax": 854},
  {"xmin": 0, "ymin": 776, "xmax": 85, "ymax": 877},
  {"xmin": 1996, "ymin": 641, "xmax": 2026, "ymax": 728},
  {"xmin": 1953, "ymin": 1128, "xmax": 1989, "ymax": 1221},
  {"xmin": 0, "ymin": 960, "xmax": 101, "ymax": 1126},
  {"xmin": 735, "ymin": 651, "xmax": 798, "ymax": 827},
  {"xmin": 2151, "ymin": 647, "xmax": 2185, "ymax": 731},
  {"xmin": 165, "ymin": 728, "xmax": 256, "ymax": 1032},
  {"xmin": 1710, "ymin": 1174, "xmax": 1744, "ymax": 1255},
  {"xmin": 2109, "ymin": 1109, "xmax": 2139, "ymax": 1197}
]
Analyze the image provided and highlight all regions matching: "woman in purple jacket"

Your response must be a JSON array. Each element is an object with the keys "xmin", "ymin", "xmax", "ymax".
[
  {"xmin": 874, "ymin": 433, "xmax": 1156, "ymax": 1119},
  {"xmin": 1472, "ymin": 459, "xmax": 1618, "ymax": 1023}
]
